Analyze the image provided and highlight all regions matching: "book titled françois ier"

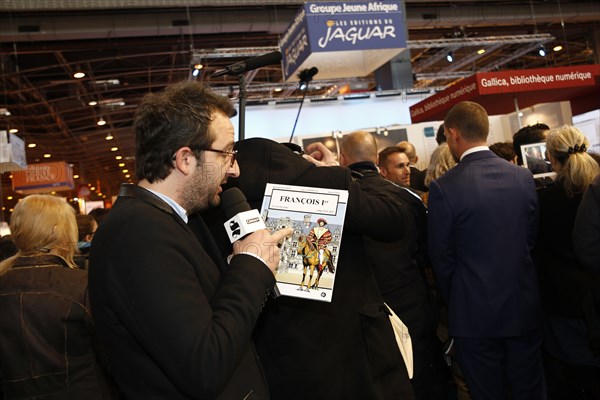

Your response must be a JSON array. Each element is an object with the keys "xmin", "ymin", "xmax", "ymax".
[{"xmin": 260, "ymin": 183, "xmax": 349, "ymax": 302}]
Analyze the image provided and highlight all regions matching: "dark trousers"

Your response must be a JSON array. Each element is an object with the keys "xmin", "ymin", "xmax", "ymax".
[
  {"xmin": 410, "ymin": 332, "xmax": 448, "ymax": 400},
  {"xmin": 454, "ymin": 330, "xmax": 546, "ymax": 400}
]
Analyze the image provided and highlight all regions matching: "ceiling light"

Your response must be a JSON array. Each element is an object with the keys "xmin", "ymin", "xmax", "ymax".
[
  {"xmin": 115, "ymin": 155, "xmax": 122, "ymax": 160},
  {"xmin": 110, "ymin": 147, "xmax": 118, "ymax": 151},
  {"xmin": 274, "ymin": 87, "xmax": 283, "ymax": 92},
  {"xmin": 118, "ymin": 163, "xmax": 125, "ymax": 167},
  {"xmin": 73, "ymin": 174, "xmax": 79, "ymax": 179},
  {"xmin": 97, "ymin": 118, "xmax": 107, "ymax": 126},
  {"xmin": 88, "ymin": 100, "xmax": 98, "ymax": 106},
  {"xmin": 125, "ymin": 174, "xmax": 131, "ymax": 178},
  {"xmin": 553, "ymin": 45, "xmax": 563, "ymax": 52},
  {"xmin": 446, "ymin": 52, "xmax": 454, "ymax": 62},
  {"xmin": 192, "ymin": 63, "xmax": 204, "ymax": 77},
  {"xmin": 43, "ymin": 153, "xmax": 51, "ymax": 158},
  {"xmin": 477, "ymin": 49, "xmax": 485, "ymax": 55},
  {"xmin": 27, "ymin": 143, "xmax": 36, "ymax": 148},
  {"xmin": 7, "ymin": 196, "xmax": 13, "ymax": 200},
  {"xmin": 105, "ymin": 133, "xmax": 114, "ymax": 140},
  {"xmin": 122, "ymin": 169, "xmax": 129, "ymax": 173},
  {"xmin": 8, "ymin": 128, "xmax": 18, "ymax": 133},
  {"xmin": 73, "ymin": 71, "xmax": 86, "ymax": 79},
  {"xmin": 538, "ymin": 45, "xmax": 546, "ymax": 57},
  {"xmin": 90, "ymin": 186, "xmax": 96, "ymax": 191}
]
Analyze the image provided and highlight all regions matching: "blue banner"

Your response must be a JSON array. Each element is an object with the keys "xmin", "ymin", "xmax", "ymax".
[
  {"xmin": 306, "ymin": 1, "xmax": 406, "ymax": 52},
  {"xmin": 280, "ymin": 1, "xmax": 407, "ymax": 81}
]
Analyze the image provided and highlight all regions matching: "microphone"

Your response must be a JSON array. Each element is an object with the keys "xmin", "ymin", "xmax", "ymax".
[
  {"xmin": 221, "ymin": 187, "xmax": 266, "ymax": 243},
  {"xmin": 298, "ymin": 67, "xmax": 318, "ymax": 82},
  {"xmin": 211, "ymin": 51, "xmax": 283, "ymax": 78}
]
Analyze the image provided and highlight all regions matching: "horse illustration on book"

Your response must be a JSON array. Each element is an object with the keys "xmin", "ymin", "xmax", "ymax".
[{"xmin": 297, "ymin": 234, "xmax": 334, "ymax": 291}]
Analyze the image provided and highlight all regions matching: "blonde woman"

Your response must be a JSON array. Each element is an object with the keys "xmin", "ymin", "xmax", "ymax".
[
  {"xmin": 534, "ymin": 125, "xmax": 600, "ymax": 398},
  {"xmin": 0, "ymin": 195, "xmax": 117, "ymax": 399},
  {"xmin": 421, "ymin": 143, "xmax": 457, "ymax": 205}
]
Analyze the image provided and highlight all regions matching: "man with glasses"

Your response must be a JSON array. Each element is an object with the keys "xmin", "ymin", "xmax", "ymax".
[{"xmin": 89, "ymin": 81, "xmax": 291, "ymax": 399}]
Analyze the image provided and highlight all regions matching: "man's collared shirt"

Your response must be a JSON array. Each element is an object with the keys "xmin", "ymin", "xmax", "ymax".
[
  {"xmin": 145, "ymin": 187, "xmax": 188, "ymax": 223},
  {"xmin": 460, "ymin": 146, "xmax": 489, "ymax": 161}
]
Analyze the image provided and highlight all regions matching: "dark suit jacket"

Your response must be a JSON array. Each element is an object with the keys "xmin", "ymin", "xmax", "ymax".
[
  {"xmin": 196, "ymin": 138, "xmax": 416, "ymax": 400},
  {"xmin": 427, "ymin": 150, "xmax": 541, "ymax": 338},
  {"xmin": 89, "ymin": 184, "xmax": 274, "ymax": 400},
  {"xmin": 348, "ymin": 162, "xmax": 435, "ymax": 335}
]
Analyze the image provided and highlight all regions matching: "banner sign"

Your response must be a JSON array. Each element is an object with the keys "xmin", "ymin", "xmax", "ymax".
[
  {"xmin": 410, "ymin": 64, "xmax": 600, "ymax": 123},
  {"xmin": 280, "ymin": 1, "xmax": 407, "ymax": 81},
  {"xmin": 12, "ymin": 161, "xmax": 75, "ymax": 194},
  {"xmin": 0, "ymin": 131, "xmax": 27, "ymax": 173}
]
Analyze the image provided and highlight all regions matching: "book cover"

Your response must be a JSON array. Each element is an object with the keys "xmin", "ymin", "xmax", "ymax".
[{"xmin": 260, "ymin": 183, "xmax": 349, "ymax": 302}]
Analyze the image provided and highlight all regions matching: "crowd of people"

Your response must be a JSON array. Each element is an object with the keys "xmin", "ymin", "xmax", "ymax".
[{"xmin": 1, "ymin": 80, "xmax": 599, "ymax": 400}]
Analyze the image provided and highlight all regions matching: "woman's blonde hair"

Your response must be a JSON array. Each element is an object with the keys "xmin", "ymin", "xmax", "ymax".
[
  {"xmin": 425, "ymin": 143, "xmax": 457, "ymax": 188},
  {"xmin": 546, "ymin": 125, "xmax": 600, "ymax": 197},
  {"xmin": 0, "ymin": 195, "xmax": 78, "ymax": 274}
]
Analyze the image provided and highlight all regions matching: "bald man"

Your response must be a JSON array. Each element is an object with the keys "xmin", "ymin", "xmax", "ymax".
[
  {"xmin": 397, "ymin": 141, "xmax": 428, "ymax": 192},
  {"xmin": 340, "ymin": 131, "xmax": 447, "ymax": 400}
]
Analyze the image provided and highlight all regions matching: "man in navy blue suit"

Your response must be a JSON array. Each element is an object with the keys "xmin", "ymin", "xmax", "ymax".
[{"xmin": 428, "ymin": 101, "xmax": 545, "ymax": 399}]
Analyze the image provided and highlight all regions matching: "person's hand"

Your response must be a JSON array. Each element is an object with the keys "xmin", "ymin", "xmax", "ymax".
[
  {"xmin": 233, "ymin": 227, "xmax": 293, "ymax": 274},
  {"xmin": 303, "ymin": 142, "xmax": 339, "ymax": 167}
]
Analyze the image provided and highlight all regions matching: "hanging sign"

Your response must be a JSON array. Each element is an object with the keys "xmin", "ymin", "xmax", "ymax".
[
  {"xmin": 280, "ymin": 1, "xmax": 408, "ymax": 81},
  {"xmin": 12, "ymin": 161, "xmax": 74, "ymax": 194}
]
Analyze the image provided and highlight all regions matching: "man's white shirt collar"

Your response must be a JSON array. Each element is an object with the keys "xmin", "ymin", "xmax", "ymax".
[
  {"xmin": 145, "ymin": 187, "xmax": 188, "ymax": 223},
  {"xmin": 460, "ymin": 146, "xmax": 489, "ymax": 161}
]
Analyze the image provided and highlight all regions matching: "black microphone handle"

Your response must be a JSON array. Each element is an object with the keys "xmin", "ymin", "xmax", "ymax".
[
  {"xmin": 221, "ymin": 187, "xmax": 251, "ymax": 220},
  {"xmin": 243, "ymin": 51, "xmax": 282, "ymax": 72},
  {"xmin": 210, "ymin": 51, "xmax": 282, "ymax": 78}
]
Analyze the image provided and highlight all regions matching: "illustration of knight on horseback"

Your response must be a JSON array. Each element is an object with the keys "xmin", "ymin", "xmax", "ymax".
[{"xmin": 297, "ymin": 218, "xmax": 335, "ymax": 291}]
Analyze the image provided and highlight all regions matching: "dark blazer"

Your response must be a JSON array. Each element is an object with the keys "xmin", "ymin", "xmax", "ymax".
[
  {"xmin": 428, "ymin": 150, "xmax": 541, "ymax": 338},
  {"xmin": 348, "ymin": 162, "xmax": 433, "ymax": 332},
  {"xmin": 535, "ymin": 179, "xmax": 600, "ymax": 365},
  {"xmin": 0, "ymin": 254, "xmax": 117, "ymax": 400},
  {"xmin": 195, "ymin": 138, "xmax": 416, "ymax": 400},
  {"xmin": 535, "ymin": 180, "xmax": 584, "ymax": 317},
  {"xmin": 89, "ymin": 184, "xmax": 274, "ymax": 400},
  {"xmin": 573, "ymin": 175, "xmax": 600, "ymax": 271}
]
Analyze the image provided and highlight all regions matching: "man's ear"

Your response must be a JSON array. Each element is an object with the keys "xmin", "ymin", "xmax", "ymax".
[
  {"xmin": 172, "ymin": 147, "xmax": 195, "ymax": 176},
  {"xmin": 446, "ymin": 127, "xmax": 459, "ymax": 143}
]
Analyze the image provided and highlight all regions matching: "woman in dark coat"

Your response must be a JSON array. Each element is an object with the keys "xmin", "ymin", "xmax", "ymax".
[
  {"xmin": 0, "ymin": 195, "xmax": 117, "ymax": 400},
  {"xmin": 534, "ymin": 126, "xmax": 600, "ymax": 399}
]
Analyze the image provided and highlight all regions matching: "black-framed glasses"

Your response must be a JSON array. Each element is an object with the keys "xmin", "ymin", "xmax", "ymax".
[{"xmin": 196, "ymin": 147, "xmax": 238, "ymax": 167}]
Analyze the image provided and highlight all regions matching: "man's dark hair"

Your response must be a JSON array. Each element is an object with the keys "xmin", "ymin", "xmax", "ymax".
[
  {"xmin": 378, "ymin": 146, "xmax": 405, "ymax": 167},
  {"xmin": 489, "ymin": 142, "xmax": 516, "ymax": 162},
  {"xmin": 444, "ymin": 101, "xmax": 489, "ymax": 142},
  {"xmin": 436, "ymin": 123, "xmax": 446, "ymax": 145},
  {"xmin": 76, "ymin": 214, "xmax": 96, "ymax": 242},
  {"xmin": 134, "ymin": 81, "xmax": 235, "ymax": 182},
  {"xmin": 512, "ymin": 123, "xmax": 550, "ymax": 166},
  {"xmin": 88, "ymin": 207, "xmax": 110, "ymax": 226}
]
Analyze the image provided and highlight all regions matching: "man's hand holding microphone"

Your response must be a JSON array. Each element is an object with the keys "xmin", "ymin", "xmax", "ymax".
[{"xmin": 221, "ymin": 188, "xmax": 292, "ymax": 274}]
